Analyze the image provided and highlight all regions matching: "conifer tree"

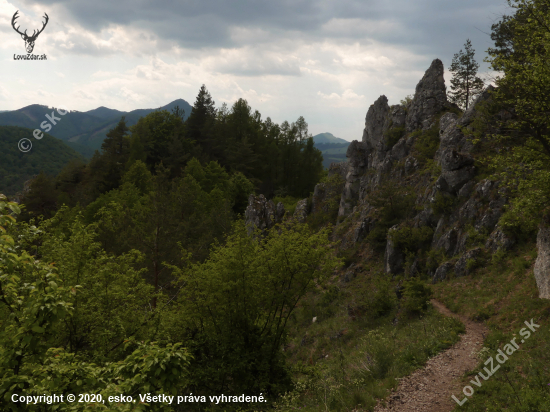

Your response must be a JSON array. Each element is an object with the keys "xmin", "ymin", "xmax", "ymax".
[
  {"xmin": 448, "ymin": 39, "xmax": 485, "ymax": 110},
  {"xmin": 186, "ymin": 85, "xmax": 217, "ymax": 156}
]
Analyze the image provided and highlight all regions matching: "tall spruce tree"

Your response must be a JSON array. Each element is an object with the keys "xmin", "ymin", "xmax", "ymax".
[
  {"xmin": 186, "ymin": 85, "xmax": 217, "ymax": 159},
  {"xmin": 448, "ymin": 39, "xmax": 485, "ymax": 110}
]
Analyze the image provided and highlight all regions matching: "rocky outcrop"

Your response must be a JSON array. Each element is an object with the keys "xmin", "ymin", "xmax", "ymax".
[
  {"xmin": 534, "ymin": 224, "xmax": 550, "ymax": 299},
  {"xmin": 432, "ymin": 262, "xmax": 454, "ymax": 283},
  {"xmin": 338, "ymin": 141, "xmax": 368, "ymax": 218},
  {"xmin": 405, "ymin": 59, "xmax": 450, "ymax": 132},
  {"xmin": 244, "ymin": 195, "xmax": 285, "ymax": 233},
  {"xmin": 439, "ymin": 149, "xmax": 476, "ymax": 194},
  {"xmin": 312, "ymin": 164, "xmax": 347, "ymax": 215},
  {"xmin": 324, "ymin": 59, "xmax": 518, "ymax": 282},
  {"xmin": 293, "ymin": 199, "xmax": 309, "ymax": 223},
  {"xmin": 363, "ymin": 95, "xmax": 391, "ymax": 153},
  {"xmin": 454, "ymin": 248, "xmax": 482, "ymax": 277},
  {"xmin": 485, "ymin": 225, "xmax": 515, "ymax": 252}
]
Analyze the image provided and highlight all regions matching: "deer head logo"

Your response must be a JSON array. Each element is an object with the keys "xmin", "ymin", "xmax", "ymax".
[{"xmin": 12, "ymin": 10, "xmax": 49, "ymax": 54}]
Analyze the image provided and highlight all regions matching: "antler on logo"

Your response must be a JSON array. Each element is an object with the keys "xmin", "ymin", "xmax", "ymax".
[{"xmin": 12, "ymin": 10, "xmax": 49, "ymax": 54}]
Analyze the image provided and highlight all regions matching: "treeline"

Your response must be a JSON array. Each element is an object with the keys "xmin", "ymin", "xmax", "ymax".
[{"xmin": 19, "ymin": 85, "xmax": 323, "ymax": 220}]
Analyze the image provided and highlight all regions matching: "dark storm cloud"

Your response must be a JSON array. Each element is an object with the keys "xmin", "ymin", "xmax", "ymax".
[{"xmin": 22, "ymin": 0, "xmax": 512, "ymax": 52}]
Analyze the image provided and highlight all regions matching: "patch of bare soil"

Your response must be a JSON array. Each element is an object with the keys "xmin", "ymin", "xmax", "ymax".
[{"xmin": 373, "ymin": 299, "xmax": 488, "ymax": 412}]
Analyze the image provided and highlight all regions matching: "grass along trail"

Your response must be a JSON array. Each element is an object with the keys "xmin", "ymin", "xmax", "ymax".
[{"xmin": 373, "ymin": 299, "xmax": 488, "ymax": 412}]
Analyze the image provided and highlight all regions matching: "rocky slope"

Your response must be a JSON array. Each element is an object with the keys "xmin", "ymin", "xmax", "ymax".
[{"xmin": 246, "ymin": 57, "xmax": 549, "ymax": 300}]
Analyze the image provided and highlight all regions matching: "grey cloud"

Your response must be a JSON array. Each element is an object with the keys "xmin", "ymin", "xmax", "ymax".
[{"xmin": 23, "ymin": 0, "xmax": 509, "ymax": 52}]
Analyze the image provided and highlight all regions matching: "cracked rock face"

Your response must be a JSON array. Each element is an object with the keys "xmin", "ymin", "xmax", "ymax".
[
  {"xmin": 244, "ymin": 194, "xmax": 285, "ymax": 233},
  {"xmin": 363, "ymin": 95, "xmax": 391, "ymax": 151},
  {"xmin": 454, "ymin": 248, "xmax": 482, "ymax": 277},
  {"xmin": 385, "ymin": 225, "xmax": 405, "ymax": 274},
  {"xmin": 534, "ymin": 225, "xmax": 550, "ymax": 299},
  {"xmin": 293, "ymin": 198, "xmax": 309, "ymax": 223},
  {"xmin": 338, "ymin": 141, "xmax": 368, "ymax": 218},
  {"xmin": 432, "ymin": 261, "xmax": 454, "ymax": 283}
]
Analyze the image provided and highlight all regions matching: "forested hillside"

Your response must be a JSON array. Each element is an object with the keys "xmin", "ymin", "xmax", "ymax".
[
  {"xmin": 1, "ymin": 0, "xmax": 550, "ymax": 411},
  {"xmin": 0, "ymin": 126, "xmax": 84, "ymax": 196}
]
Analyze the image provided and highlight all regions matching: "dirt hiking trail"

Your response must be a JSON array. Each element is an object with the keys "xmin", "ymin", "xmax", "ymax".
[{"xmin": 373, "ymin": 299, "xmax": 488, "ymax": 412}]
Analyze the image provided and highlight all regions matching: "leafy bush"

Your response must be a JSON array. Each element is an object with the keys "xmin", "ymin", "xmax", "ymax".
[
  {"xmin": 465, "ymin": 224, "xmax": 489, "ymax": 248},
  {"xmin": 432, "ymin": 191, "xmax": 456, "ymax": 216},
  {"xmin": 366, "ymin": 225, "xmax": 390, "ymax": 252},
  {"xmin": 425, "ymin": 248, "xmax": 447, "ymax": 272},
  {"xmin": 273, "ymin": 195, "xmax": 301, "ymax": 216},
  {"xmin": 367, "ymin": 278, "xmax": 398, "ymax": 319},
  {"xmin": 388, "ymin": 225, "xmax": 434, "ymax": 253},
  {"xmin": 384, "ymin": 126, "xmax": 406, "ymax": 148},
  {"xmin": 365, "ymin": 178, "xmax": 417, "ymax": 252},
  {"xmin": 402, "ymin": 278, "xmax": 433, "ymax": 315},
  {"xmin": 410, "ymin": 120, "xmax": 441, "ymax": 164},
  {"xmin": 400, "ymin": 95, "xmax": 413, "ymax": 107},
  {"xmin": 306, "ymin": 173, "xmax": 344, "ymax": 229}
]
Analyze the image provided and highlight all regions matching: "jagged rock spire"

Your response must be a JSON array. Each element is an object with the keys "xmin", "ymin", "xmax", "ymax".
[{"xmin": 405, "ymin": 58, "xmax": 448, "ymax": 132}]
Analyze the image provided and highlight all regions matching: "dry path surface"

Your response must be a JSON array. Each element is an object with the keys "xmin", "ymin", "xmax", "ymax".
[{"xmin": 373, "ymin": 300, "xmax": 488, "ymax": 412}]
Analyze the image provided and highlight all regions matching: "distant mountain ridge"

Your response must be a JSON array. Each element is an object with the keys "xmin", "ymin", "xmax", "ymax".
[
  {"xmin": 312, "ymin": 132, "xmax": 349, "ymax": 145},
  {"xmin": 0, "ymin": 99, "xmax": 192, "ymax": 157},
  {"xmin": 312, "ymin": 133, "xmax": 350, "ymax": 169}
]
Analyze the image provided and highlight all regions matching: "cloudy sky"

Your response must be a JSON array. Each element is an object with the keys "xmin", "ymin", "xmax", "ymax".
[{"xmin": 1, "ymin": 0, "xmax": 513, "ymax": 141}]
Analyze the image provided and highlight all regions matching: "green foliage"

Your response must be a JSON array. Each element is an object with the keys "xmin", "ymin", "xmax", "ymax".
[
  {"xmin": 432, "ymin": 191, "xmax": 456, "ymax": 216},
  {"xmin": 368, "ymin": 179, "xmax": 416, "ymax": 226},
  {"xmin": 479, "ymin": 0, "xmax": 550, "ymax": 234},
  {"xmin": 272, "ymin": 195, "xmax": 300, "ymax": 216},
  {"xmin": 384, "ymin": 126, "xmax": 406, "ymax": 148},
  {"xmin": 365, "ymin": 225, "xmax": 390, "ymax": 251},
  {"xmin": 366, "ymin": 179, "xmax": 417, "ymax": 252},
  {"xmin": 465, "ymin": 224, "xmax": 489, "ymax": 248},
  {"xmin": 425, "ymin": 248, "xmax": 447, "ymax": 272},
  {"xmin": 448, "ymin": 39, "xmax": 485, "ymax": 110},
  {"xmin": 400, "ymin": 95, "xmax": 413, "ymax": 107},
  {"xmin": 388, "ymin": 225, "xmax": 434, "ymax": 253},
  {"xmin": 0, "ymin": 126, "xmax": 85, "ymax": 197},
  {"xmin": 38, "ymin": 212, "xmax": 156, "ymax": 361},
  {"xmin": 122, "ymin": 159, "xmax": 153, "ymax": 195},
  {"xmin": 229, "ymin": 171, "xmax": 255, "ymax": 214},
  {"xmin": 0, "ymin": 195, "xmax": 192, "ymax": 412},
  {"xmin": 167, "ymin": 221, "xmax": 341, "ymax": 398},
  {"xmin": 401, "ymin": 278, "xmax": 433, "ymax": 315},
  {"xmin": 366, "ymin": 278, "xmax": 398, "ymax": 319},
  {"xmin": 306, "ymin": 173, "xmax": 344, "ymax": 229},
  {"xmin": 410, "ymin": 122, "xmax": 440, "ymax": 164}
]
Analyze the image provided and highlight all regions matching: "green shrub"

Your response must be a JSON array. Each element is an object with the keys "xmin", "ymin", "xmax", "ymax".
[
  {"xmin": 338, "ymin": 244, "xmax": 359, "ymax": 267},
  {"xmin": 402, "ymin": 278, "xmax": 433, "ymax": 315},
  {"xmin": 425, "ymin": 248, "xmax": 447, "ymax": 272},
  {"xmin": 306, "ymin": 173, "xmax": 344, "ymax": 229},
  {"xmin": 400, "ymin": 95, "xmax": 413, "ymax": 107},
  {"xmin": 367, "ymin": 278, "xmax": 398, "ymax": 319},
  {"xmin": 410, "ymin": 119, "xmax": 441, "ymax": 164},
  {"xmin": 465, "ymin": 224, "xmax": 488, "ymax": 248},
  {"xmin": 432, "ymin": 191, "xmax": 456, "ymax": 216},
  {"xmin": 273, "ymin": 195, "xmax": 301, "ymax": 215},
  {"xmin": 491, "ymin": 247, "xmax": 507, "ymax": 265},
  {"xmin": 388, "ymin": 225, "xmax": 434, "ymax": 253},
  {"xmin": 384, "ymin": 126, "xmax": 406, "ymax": 148},
  {"xmin": 366, "ymin": 225, "xmax": 389, "ymax": 252}
]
